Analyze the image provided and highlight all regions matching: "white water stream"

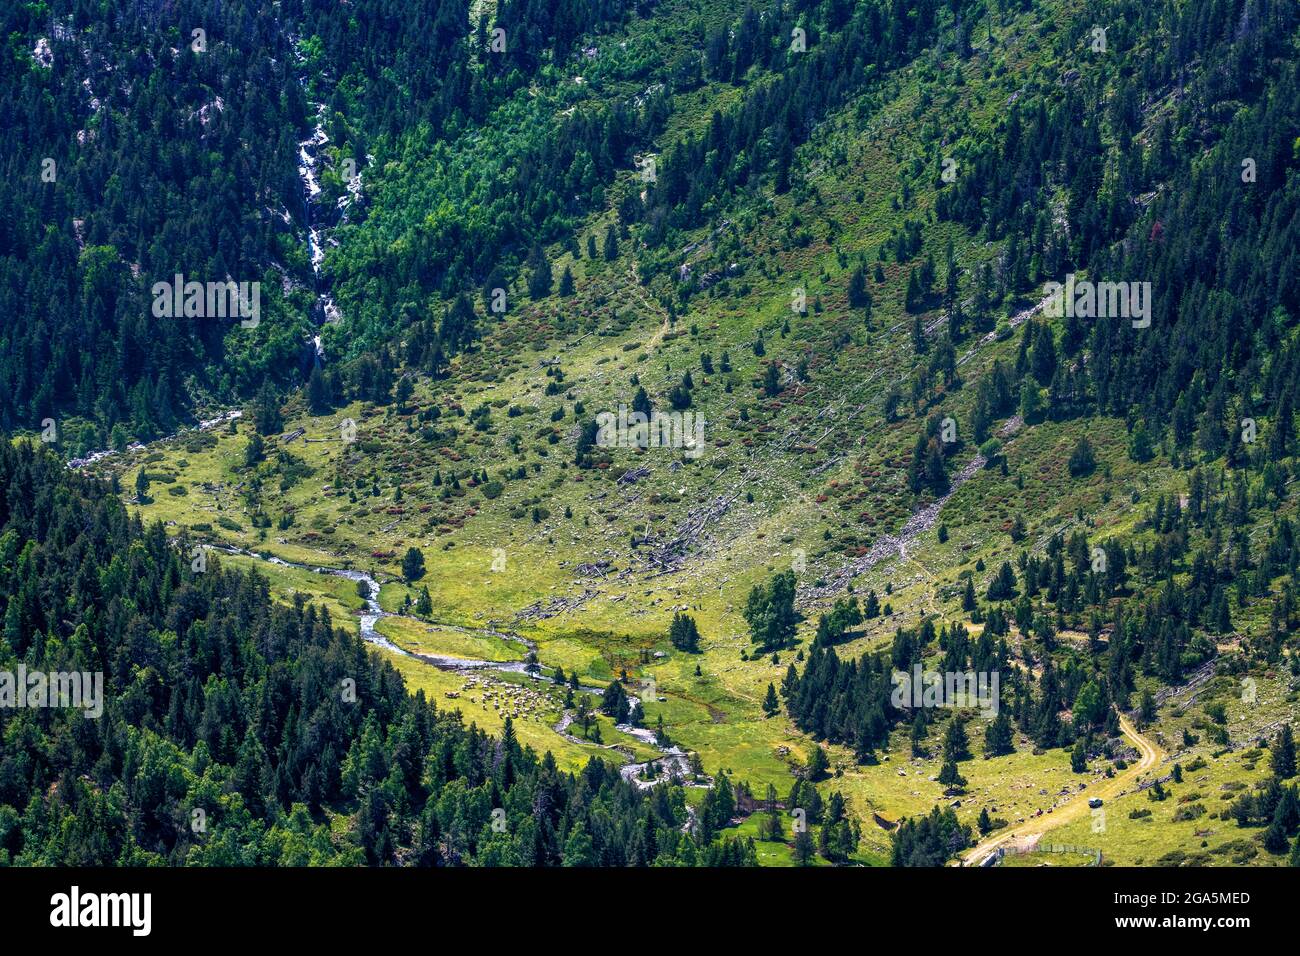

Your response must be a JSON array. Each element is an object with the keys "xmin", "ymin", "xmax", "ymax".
[{"xmin": 211, "ymin": 543, "xmax": 695, "ymax": 787}]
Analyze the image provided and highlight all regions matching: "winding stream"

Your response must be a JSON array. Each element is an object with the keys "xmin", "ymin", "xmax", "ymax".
[
  {"xmin": 68, "ymin": 44, "xmax": 696, "ymax": 790},
  {"xmin": 215, "ymin": 545, "xmax": 696, "ymax": 788}
]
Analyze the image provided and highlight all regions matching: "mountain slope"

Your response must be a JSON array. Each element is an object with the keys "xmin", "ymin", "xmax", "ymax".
[{"xmin": 5, "ymin": 0, "xmax": 1300, "ymax": 867}]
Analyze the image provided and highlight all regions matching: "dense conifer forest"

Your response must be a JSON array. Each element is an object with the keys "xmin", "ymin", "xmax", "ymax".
[{"xmin": 0, "ymin": 440, "xmax": 769, "ymax": 865}]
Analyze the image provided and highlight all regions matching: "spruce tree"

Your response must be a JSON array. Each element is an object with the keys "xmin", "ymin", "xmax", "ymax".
[
  {"xmin": 1273, "ymin": 725, "xmax": 1297, "ymax": 781},
  {"xmin": 984, "ymin": 710, "xmax": 1014, "ymax": 757},
  {"xmin": 401, "ymin": 547, "xmax": 426, "ymax": 583},
  {"xmin": 943, "ymin": 717, "xmax": 971, "ymax": 763},
  {"xmin": 1071, "ymin": 739, "xmax": 1088, "ymax": 773},
  {"xmin": 938, "ymin": 759, "xmax": 967, "ymax": 790},
  {"xmin": 807, "ymin": 745, "xmax": 830, "ymax": 781}
]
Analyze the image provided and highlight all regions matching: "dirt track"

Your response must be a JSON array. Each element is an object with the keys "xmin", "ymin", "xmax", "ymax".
[{"xmin": 961, "ymin": 712, "xmax": 1166, "ymax": 866}]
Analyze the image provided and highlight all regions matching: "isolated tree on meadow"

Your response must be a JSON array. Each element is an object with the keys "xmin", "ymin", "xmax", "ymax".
[
  {"xmin": 763, "ymin": 363, "xmax": 781, "ymax": 397},
  {"xmin": 943, "ymin": 717, "xmax": 971, "ymax": 763},
  {"xmin": 1068, "ymin": 436, "xmax": 1096, "ymax": 477},
  {"xmin": 401, "ymin": 547, "xmax": 426, "ymax": 583},
  {"xmin": 938, "ymin": 759, "xmax": 967, "ymax": 790},
  {"xmin": 984, "ymin": 710, "xmax": 1014, "ymax": 757},
  {"xmin": 763, "ymin": 683, "xmax": 779, "ymax": 718},
  {"xmin": 848, "ymin": 265, "xmax": 869, "ymax": 309},
  {"xmin": 669, "ymin": 374, "xmax": 693, "ymax": 409},
  {"xmin": 669, "ymin": 612, "xmax": 701, "ymax": 652},
  {"xmin": 1071, "ymin": 739, "xmax": 1088, "ymax": 773}
]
